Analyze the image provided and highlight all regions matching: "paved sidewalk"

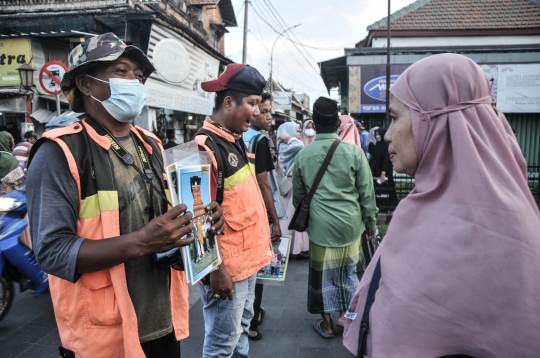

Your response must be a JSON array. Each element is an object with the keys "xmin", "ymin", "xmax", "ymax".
[{"xmin": 0, "ymin": 259, "xmax": 355, "ymax": 358}]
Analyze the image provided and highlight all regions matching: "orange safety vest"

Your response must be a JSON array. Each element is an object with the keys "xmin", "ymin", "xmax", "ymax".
[
  {"xmin": 29, "ymin": 118, "xmax": 189, "ymax": 358},
  {"xmin": 194, "ymin": 121, "xmax": 273, "ymax": 281}
]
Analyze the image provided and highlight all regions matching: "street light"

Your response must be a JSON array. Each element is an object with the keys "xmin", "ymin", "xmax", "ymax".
[{"xmin": 270, "ymin": 24, "xmax": 301, "ymax": 113}]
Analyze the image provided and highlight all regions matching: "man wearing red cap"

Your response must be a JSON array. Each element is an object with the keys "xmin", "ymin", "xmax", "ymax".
[{"xmin": 193, "ymin": 64, "xmax": 274, "ymax": 357}]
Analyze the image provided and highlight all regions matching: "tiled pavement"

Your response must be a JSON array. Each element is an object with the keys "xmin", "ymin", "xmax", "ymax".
[{"xmin": 0, "ymin": 259, "xmax": 355, "ymax": 358}]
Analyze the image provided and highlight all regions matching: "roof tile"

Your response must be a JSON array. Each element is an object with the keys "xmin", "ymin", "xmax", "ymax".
[{"xmin": 370, "ymin": 0, "xmax": 540, "ymax": 30}]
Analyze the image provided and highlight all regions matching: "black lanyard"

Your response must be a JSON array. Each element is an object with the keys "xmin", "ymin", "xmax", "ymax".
[{"xmin": 92, "ymin": 122, "xmax": 172, "ymax": 219}]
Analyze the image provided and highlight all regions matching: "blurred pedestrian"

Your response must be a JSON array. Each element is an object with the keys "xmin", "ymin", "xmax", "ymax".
[
  {"xmin": 366, "ymin": 126, "xmax": 379, "ymax": 161},
  {"xmin": 277, "ymin": 122, "xmax": 309, "ymax": 259},
  {"xmin": 344, "ymin": 53, "xmax": 540, "ymax": 357},
  {"xmin": 293, "ymin": 97, "xmax": 377, "ymax": 338},
  {"xmin": 369, "ymin": 127, "xmax": 398, "ymax": 211},
  {"xmin": 338, "ymin": 115, "xmax": 362, "ymax": 147},
  {"xmin": 13, "ymin": 131, "xmax": 37, "ymax": 169},
  {"xmin": 355, "ymin": 121, "xmax": 369, "ymax": 154},
  {"xmin": 0, "ymin": 131, "xmax": 24, "ymax": 194},
  {"xmin": 299, "ymin": 119, "xmax": 316, "ymax": 146},
  {"xmin": 163, "ymin": 128, "xmax": 178, "ymax": 149}
]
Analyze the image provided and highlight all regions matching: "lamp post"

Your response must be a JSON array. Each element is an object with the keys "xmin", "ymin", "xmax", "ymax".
[
  {"xmin": 17, "ymin": 63, "xmax": 35, "ymax": 89},
  {"xmin": 17, "ymin": 63, "xmax": 36, "ymax": 124},
  {"xmin": 270, "ymin": 24, "xmax": 301, "ymax": 113}
]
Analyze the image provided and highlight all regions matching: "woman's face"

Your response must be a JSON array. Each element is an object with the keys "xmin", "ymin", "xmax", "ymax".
[
  {"xmin": 306, "ymin": 122, "xmax": 313, "ymax": 129},
  {"xmin": 296, "ymin": 130, "xmax": 302, "ymax": 139},
  {"xmin": 386, "ymin": 93, "xmax": 418, "ymax": 176}
]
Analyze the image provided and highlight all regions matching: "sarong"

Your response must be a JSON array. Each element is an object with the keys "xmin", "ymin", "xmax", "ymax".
[{"xmin": 307, "ymin": 239, "xmax": 361, "ymax": 313}]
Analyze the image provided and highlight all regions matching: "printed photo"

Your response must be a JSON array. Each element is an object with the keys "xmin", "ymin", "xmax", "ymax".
[
  {"xmin": 256, "ymin": 235, "xmax": 291, "ymax": 285},
  {"xmin": 177, "ymin": 165, "xmax": 221, "ymax": 284}
]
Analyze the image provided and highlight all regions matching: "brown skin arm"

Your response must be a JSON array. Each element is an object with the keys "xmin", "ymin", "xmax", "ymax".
[
  {"xmin": 256, "ymin": 171, "xmax": 282, "ymax": 243},
  {"xmin": 76, "ymin": 202, "xmax": 225, "ymax": 273},
  {"xmin": 209, "ymin": 264, "xmax": 234, "ymax": 300}
]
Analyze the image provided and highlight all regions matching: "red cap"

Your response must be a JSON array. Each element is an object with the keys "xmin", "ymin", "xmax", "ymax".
[
  {"xmin": 201, "ymin": 64, "xmax": 246, "ymax": 92},
  {"xmin": 201, "ymin": 63, "xmax": 266, "ymax": 95}
]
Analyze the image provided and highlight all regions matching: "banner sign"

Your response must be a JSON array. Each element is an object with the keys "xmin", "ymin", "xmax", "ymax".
[
  {"xmin": 0, "ymin": 38, "xmax": 32, "ymax": 86},
  {"xmin": 273, "ymin": 91, "xmax": 292, "ymax": 112},
  {"xmin": 145, "ymin": 24, "xmax": 219, "ymax": 116},
  {"xmin": 359, "ymin": 65, "xmax": 409, "ymax": 113},
  {"xmin": 496, "ymin": 64, "xmax": 540, "ymax": 113}
]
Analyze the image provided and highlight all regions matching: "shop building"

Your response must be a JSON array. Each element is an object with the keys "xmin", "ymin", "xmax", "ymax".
[
  {"xmin": 320, "ymin": 0, "xmax": 540, "ymax": 164},
  {"xmin": 0, "ymin": 0, "xmax": 236, "ymax": 141}
]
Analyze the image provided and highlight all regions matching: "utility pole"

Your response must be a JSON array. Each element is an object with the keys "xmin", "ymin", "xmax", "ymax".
[
  {"xmin": 270, "ymin": 23, "xmax": 301, "ymax": 113},
  {"xmin": 385, "ymin": 0, "xmax": 391, "ymax": 125},
  {"xmin": 242, "ymin": 0, "xmax": 249, "ymax": 64}
]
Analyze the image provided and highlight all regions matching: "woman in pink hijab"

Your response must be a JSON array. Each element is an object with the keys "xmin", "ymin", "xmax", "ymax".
[
  {"xmin": 343, "ymin": 53, "xmax": 540, "ymax": 357},
  {"xmin": 338, "ymin": 115, "xmax": 362, "ymax": 147}
]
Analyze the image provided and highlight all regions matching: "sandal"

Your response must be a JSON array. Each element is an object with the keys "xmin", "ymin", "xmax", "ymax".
[
  {"xmin": 257, "ymin": 308, "xmax": 265, "ymax": 326},
  {"xmin": 313, "ymin": 319, "xmax": 334, "ymax": 338},
  {"xmin": 248, "ymin": 330, "xmax": 263, "ymax": 341}
]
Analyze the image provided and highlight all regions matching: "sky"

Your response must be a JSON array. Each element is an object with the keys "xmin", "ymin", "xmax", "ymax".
[{"xmin": 224, "ymin": 0, "xmax": 417, "ymax": 109}]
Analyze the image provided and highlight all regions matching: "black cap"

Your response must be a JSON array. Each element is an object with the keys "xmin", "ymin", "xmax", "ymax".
[{"xmin": 313, "ymin": 97, "xmax": 340, "ymax": 126}]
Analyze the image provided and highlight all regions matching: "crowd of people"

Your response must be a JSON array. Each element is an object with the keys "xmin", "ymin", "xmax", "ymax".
[{"xmin": 1, "ymin": 32, "xmax": 539, "ymax": 358}]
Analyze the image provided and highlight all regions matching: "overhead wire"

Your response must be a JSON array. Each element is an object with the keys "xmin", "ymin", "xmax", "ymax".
[
  {"xmin": 250, "ymin": 1, "xmax": 324, "ymax": 85},
  {"xmin": 261, "ymin": 0, "xmax": 322, "ymax": 69},
  {"xmin": 232, "ymin": 19, "xmax": 323, "ymax": 91}
]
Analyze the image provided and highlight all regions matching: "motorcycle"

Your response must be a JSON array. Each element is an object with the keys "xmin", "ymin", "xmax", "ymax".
[{"xmin": 0, "ymin": 190, "xmax": 49, "ymax": 322}]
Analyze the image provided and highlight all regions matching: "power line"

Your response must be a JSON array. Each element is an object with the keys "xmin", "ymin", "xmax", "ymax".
[
  {"xmin": 261, "ymin": 0, "xmax": 321, "ymax": 68},
  {"xmin": 281, "ymin": 38, "xmax": 356, "ymax": 51},
  {"xmin": 247, "ymin": 29, "xmax": 325, "ymax": 92},
  {"xmin": 250, "ymin": 2, "xmax": 323, "ymax": 84}
]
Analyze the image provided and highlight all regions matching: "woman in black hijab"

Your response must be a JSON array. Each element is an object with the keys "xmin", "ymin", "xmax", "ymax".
[{"xmin": 369, "ymin": 128, "xmax": 397, "ymax": 212}]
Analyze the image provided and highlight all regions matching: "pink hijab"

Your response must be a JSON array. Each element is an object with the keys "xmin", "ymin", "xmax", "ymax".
[
  {"xmin": 344, "ymin": 54, "xmax": 540, "ymax": 357},
  {"xmin": 338, "ymin": 115, "xmax": 362, "ymax": 147}
]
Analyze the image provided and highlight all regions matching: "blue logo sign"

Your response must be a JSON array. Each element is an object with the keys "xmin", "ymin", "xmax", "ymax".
[{"xmin": 363, "ymin": 75, "xmax": 400, "ymax": 102}]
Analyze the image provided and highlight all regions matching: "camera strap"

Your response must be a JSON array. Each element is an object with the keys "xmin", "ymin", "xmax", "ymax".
[{"xmin": 93, "ymin": 122, "xmax": 172, "ymax": 220}]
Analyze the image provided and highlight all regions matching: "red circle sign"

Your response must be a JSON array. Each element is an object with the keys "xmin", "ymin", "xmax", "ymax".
[{"xmin": 39, "ymin": 60, "xmax": 69, "ymax": 95}]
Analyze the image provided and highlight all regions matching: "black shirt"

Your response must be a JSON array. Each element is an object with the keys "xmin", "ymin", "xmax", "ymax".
[{"xmin": 253, "ymin": 136, "xmax": 275, "ymax": 174}]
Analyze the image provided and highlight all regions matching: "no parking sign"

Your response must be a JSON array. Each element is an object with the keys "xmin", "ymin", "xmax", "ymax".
[{"xmin": 39, "ymin": 60, "xmax": 68, "ymax": 95}]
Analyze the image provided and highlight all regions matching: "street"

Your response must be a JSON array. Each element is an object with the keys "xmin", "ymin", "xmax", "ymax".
[{"xmin": 0, "ymin": 259, "xmax": 354, "ymax": 358}]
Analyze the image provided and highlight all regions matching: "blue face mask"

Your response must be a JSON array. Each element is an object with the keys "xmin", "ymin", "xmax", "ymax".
[{"xmin": 87, "ymin": 75, "xmax": 146, "ymax": 123}]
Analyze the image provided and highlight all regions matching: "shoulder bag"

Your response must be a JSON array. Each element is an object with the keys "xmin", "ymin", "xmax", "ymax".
[{"xmin": 288, "ymin": 139, "xmax": 340, "ymax": 232}]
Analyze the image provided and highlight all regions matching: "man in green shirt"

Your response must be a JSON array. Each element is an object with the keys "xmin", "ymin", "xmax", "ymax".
[{"xmin": 292, "ymin": 97, "xmax": 378, "ymax": 338}]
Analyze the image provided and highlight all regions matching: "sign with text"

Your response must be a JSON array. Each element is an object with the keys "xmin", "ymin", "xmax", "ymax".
[
  {"xmin": 273, "ymin": 91, "xmax": 292, "ymax": 112},
  {"xmin": 358, "ymin": 65, "xmax": 409, "ymax": 113},
  {"xmin": 0, "ymin": 38, "xmax": 32, "ymax": 86},
  {"xmin": 496, "ymin": 64, "xmax": 540, "ymax": 113},
  {"xmin": 146, "ymin": 24, "xmax": 219, "ymax": 115}
]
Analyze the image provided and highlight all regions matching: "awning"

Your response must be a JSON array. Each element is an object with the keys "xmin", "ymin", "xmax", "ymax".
[{"xmin": 31, "ymin": 108, "xmax": 55, "ymax": 123}]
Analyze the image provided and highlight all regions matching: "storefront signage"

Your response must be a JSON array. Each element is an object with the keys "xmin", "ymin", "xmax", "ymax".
[
  {"xmin": 145, "ymin": 24, "xmax": 219, "ymax": 116},
  {"xmin": 357, "ymin": 65, "xmax": 409, "ymax": 113},
  {"xmin": 153, "ymin": 39, "xmax": 191, "ymax": 84},
  {"xmin": 0, "ymin": 38, "xmax": 32, "ymax": 86},
  {"xmin": 496, "ymin": 64, "xmax": 540, "ymax": 113},
  {"xmin": 39, "ymin": 60, "xmax": 68, "ymax": 95},
  {"xmin": 0, "ymin": 97, "xmax": 26, "ymax": 112},
  {"xmin": 273, "ymin": 91, "xmax": 292, "ymax": 111},
  {"xmin": 364, "ymin": 75, "xmax": 400, "ymax": 102}
]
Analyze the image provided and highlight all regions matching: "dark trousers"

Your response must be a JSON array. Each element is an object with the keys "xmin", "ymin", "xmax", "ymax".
[
  {"xmin": 249, "ymin": 283, "xmax": 264, "ymax": 331},
  {"xmin": 141, "ymin": 331, "xmax": 180, "ymax": 358}
]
